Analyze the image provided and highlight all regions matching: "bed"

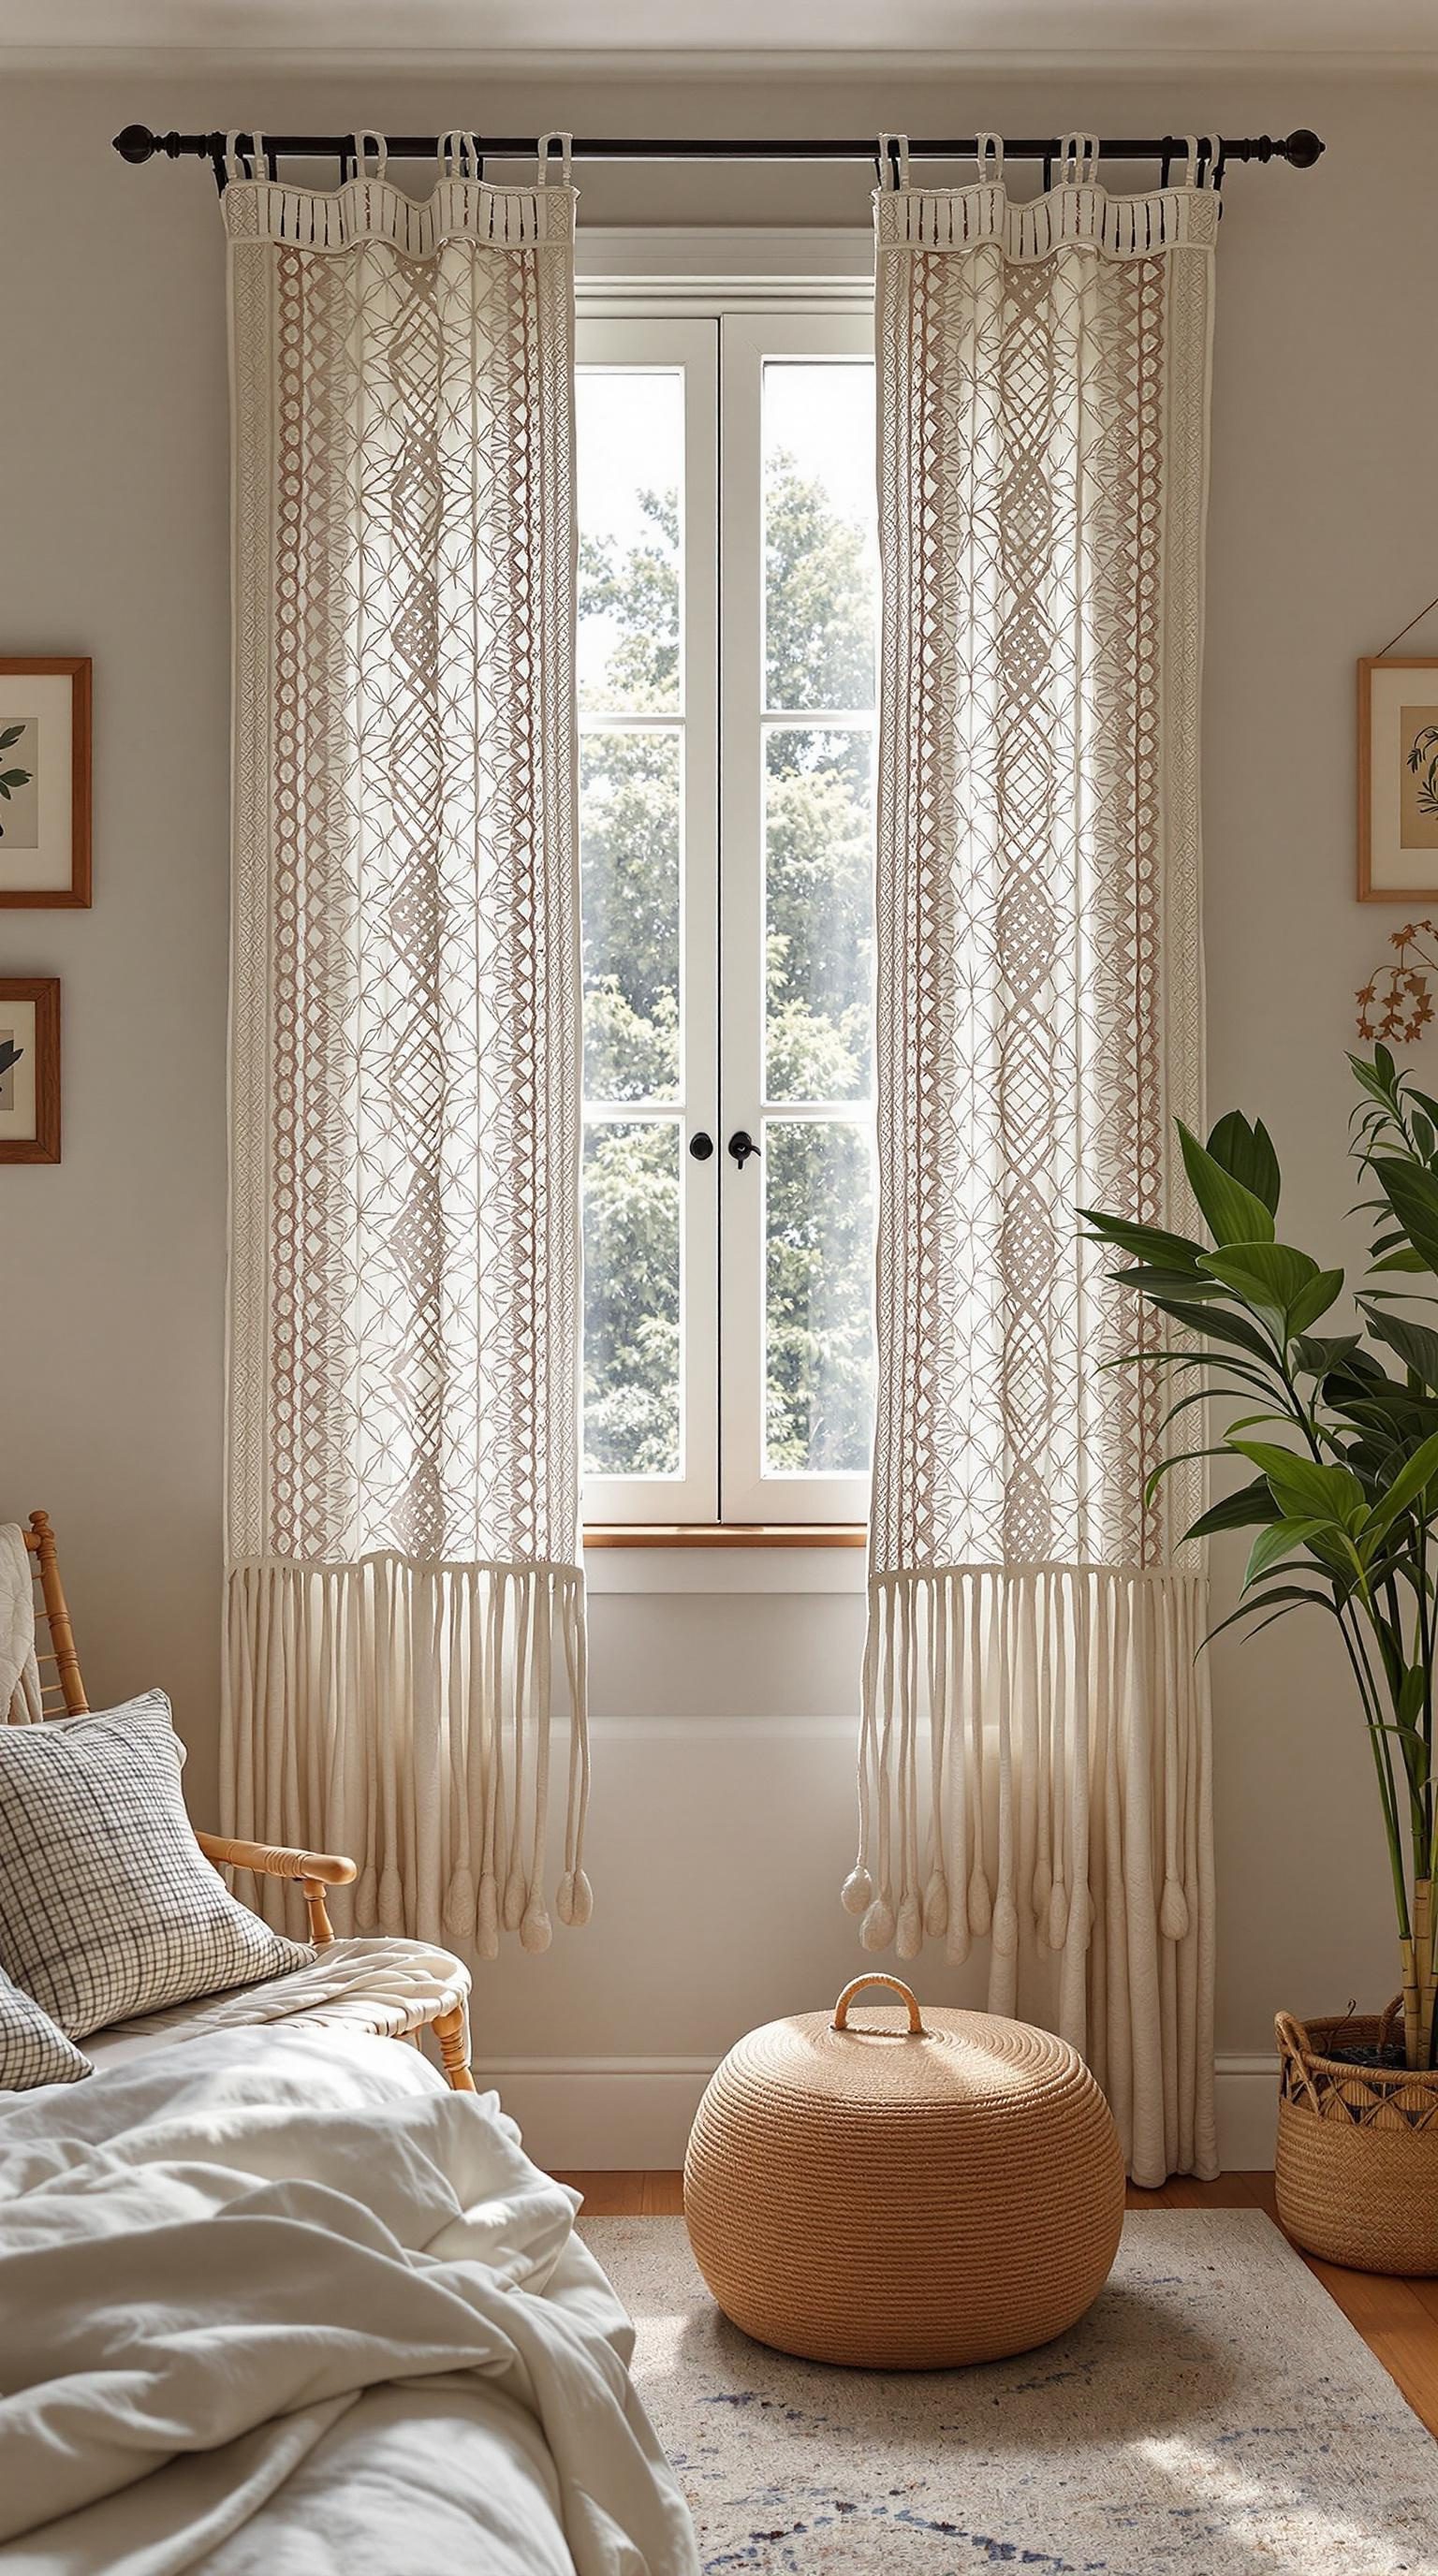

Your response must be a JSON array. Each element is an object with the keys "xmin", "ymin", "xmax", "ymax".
[{"xmin": 0, "ymin": 2023, "xmax": 698, "ymax": 2576}]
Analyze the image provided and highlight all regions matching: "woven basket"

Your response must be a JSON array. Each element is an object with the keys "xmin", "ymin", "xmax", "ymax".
[
  {"xmin": 683, "ymin": 1976, "xmax": 1123, "ymax": 2369},
  {"xmin": 1274, "ymin": 2005, "xmax": 1438, "ymax": 2276}
]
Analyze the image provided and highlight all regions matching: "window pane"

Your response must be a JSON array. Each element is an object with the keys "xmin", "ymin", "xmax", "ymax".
[
  {"xmin": 763, "ymin": 361, "xmax": 876, "ymax": 714},
  {"xmin": 583, "ymin": 1120, "xmax": 682, "ymax": 1478},
  {"xmin": 765, "ymin": 726, "xmax": 873, "ymax": 1104},
  {"xmin": 578, "ymin": 371, "xmax": 682, "ymax": 715},
  {"xmin": 581, "ymin": 730, "xmax": 681, "ymax": 1103},
  {"xmin": 765, "ymin": 1120, "xmax": 874, "ymax": 1475}
]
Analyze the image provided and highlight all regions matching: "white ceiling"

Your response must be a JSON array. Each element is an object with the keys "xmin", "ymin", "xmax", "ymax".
[{"xmin": 3, "ymin": 0, "xmax": 1437, "ymax": 58}]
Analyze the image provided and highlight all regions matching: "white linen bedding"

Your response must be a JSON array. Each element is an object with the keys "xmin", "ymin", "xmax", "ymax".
[
  {"xmin": 0, "ymin": 2027, "xmax": 698, "ymax": 2576},
  {"xmin": 81, "ymin": 1937, "xmax": 470, "ymax": 2065}
]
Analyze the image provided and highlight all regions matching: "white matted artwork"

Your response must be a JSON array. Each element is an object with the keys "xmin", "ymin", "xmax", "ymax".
[
  {"xmin": 1358, "ymin": 656, "xmax": 1438, "ymax": 900},
  {"xmin": 0, "ymin": 658, "xmax": 91, "ymax": 908},
  {"xmin": 0, "ymin": 980, "xmax": 60, "ymax": 1163}
]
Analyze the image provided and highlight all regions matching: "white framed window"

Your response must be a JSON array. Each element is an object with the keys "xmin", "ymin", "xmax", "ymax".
[{"xmin": 578, "ymin": 285, "xmax": 877, "ymax": 1528}]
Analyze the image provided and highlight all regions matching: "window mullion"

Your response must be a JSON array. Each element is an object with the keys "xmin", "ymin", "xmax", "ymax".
[
  {"xmin": 577, "ymin": 315, "xmax": 720, "ymax": 1525},
  {"xmin": 719, "ymin": 309, "xmax": 878, "ymax": 1527}
]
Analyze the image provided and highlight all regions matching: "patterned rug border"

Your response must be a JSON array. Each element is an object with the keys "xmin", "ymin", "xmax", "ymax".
[{"xmin": 582, "ymin": 2210, "xmax": 1438, "ymax": 2576}]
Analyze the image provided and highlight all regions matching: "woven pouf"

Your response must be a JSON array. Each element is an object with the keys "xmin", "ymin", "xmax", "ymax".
[{"xmin": 684, "ymin": 1975, "xmax": 1123, "ymax": 2369}]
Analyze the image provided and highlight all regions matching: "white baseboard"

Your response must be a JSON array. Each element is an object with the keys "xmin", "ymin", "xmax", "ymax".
[
  {"xmin": 478, "ymin": 2057, "xmax": 714, "ymax": 2169},
  {"xmin": 480, "ymin": 2051, "xmax": 1281, "ymax": 2175},
  {"xmin": 1213, "ymin": 2053, "xmax": 1279, "ymax": 2171}
]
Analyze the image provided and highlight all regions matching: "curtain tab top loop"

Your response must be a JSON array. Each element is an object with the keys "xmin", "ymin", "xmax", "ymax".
[
  {"xmin": 440, "ymin": 130, "xmax": 482, "ymax": 180},
  {"xmin": 976, "ymin": 132, "xmax": 1005, "ymax": 184},
  {"xmin": 224, "ymin": 129, "xmax": 266, "ymax": 183},
  {"xmin": 537, "ymin": 132, "xmax": 573, "ymax": 186},
  {"xmin": 1179, "ymin": 133, "xmax": 1224, "ymax": 189},
  {"xmin": 876, "ymin": 132, "xmax": 910, "ymax": 191},
  {"xmin": 1057, "ymin": 132, "xmax": 1100, "ymax": 186},
  {"xmin": 353, "ymin": 130, "xmax": 388, "ymax": 179}
]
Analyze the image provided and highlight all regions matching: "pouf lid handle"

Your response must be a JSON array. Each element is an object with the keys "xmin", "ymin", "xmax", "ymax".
[{"xmin": 832, "ymin": 1974, "xmax": 927, "ymax": 2036}]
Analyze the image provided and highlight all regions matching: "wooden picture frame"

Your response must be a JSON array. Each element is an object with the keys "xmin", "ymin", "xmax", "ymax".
[
  {"xmin": 0, "ymin": 657, "xmax": 91, "ymax": 909},
  {"xmin": 1358, "ymin": 656, "xmax": 1438, "ymax": 902},
  {"xmin": 0, "ymin": 979, "xmax": 61, "ymax": 1164}
]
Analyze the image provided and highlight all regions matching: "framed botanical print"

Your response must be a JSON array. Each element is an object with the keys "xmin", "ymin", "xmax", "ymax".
[
  {"xmin": 1358, "ymin": 656, "xmax": 1438, "ymax": 901},
  {"xmin": 0, "ymin": 657, "xmax": 91, "ymax": 908},
  {"xmin": 0, "ymin": 979, "xmax": 61, "ymax": 1164}
]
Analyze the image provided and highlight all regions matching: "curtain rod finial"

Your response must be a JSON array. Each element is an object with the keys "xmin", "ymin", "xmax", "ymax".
[
  {"xmin": 113, "ymin": 124, "xmax": 158, "ymax": 164},
  {"xmin": 1284, "ymin": 128, "xmax": 1325, "ymax": 169}
]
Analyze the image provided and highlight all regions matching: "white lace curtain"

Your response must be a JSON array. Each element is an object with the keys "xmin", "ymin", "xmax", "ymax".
[
  {"xmin": 850, "ymin": 137, "xmax": 1219, "ymax": 2181},
  {"xmin": 221, "ymin": 133, "xmax": 590, "ymax": 1956}
]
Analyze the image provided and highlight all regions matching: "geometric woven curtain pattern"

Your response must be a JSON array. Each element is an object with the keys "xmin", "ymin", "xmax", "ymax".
[
  {"xmin": 221, "ymin": 136, "xmax": 589, "ymax": 1956},
  {"xmin": 851, "ymin": 139, "xmax": 1218, "ymax": 2180}
]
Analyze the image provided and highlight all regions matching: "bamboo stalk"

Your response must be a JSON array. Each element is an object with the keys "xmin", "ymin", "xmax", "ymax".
[
  {"xmin": 1401, "ymin": 1931, "xmax": 1422, "ymax": 2071},
  {"xmin": 1417, "ymin": 1878, "xmax": 1436, "ymax": 2070}
]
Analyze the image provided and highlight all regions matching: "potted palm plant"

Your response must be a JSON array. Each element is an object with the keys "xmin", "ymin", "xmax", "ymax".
[{"xmin": 1081, "ymin": 1046, "xmax": 1438, "ymax": 2273}]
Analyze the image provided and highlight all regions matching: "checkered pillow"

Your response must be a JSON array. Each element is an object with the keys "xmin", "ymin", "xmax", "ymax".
[
  {"xmin": 0, "ymin": 1964, "xmax": 90, "ymax": 2089},
  {"xmin": 0, "ymin": 1691, "xmax": 310, "ymax": 2038}
]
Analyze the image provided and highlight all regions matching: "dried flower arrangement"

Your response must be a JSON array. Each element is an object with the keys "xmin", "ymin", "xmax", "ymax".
[{"xmin": 1357, "ymin": 921, "xmax": 1438, "ymax": 1046}]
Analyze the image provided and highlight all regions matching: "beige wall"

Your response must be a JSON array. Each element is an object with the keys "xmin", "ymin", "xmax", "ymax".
[{"xmin": 1, "ymin": 64, "xmax": 1431, "ymax": 2147}]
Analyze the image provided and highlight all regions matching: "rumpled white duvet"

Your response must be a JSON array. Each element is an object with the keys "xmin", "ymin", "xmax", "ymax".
[{"xmin": 0, "ymin": 2027, "xmax": 699, "ymax": 2576}]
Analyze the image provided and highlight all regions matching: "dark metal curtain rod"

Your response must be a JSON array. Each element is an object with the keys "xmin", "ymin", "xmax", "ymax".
[{"xmin": 113, "ymin": 124, "xmax": 1325, "ymax": 189}]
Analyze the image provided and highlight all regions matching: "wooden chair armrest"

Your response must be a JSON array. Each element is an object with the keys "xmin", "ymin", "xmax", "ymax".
[{"xmin": 196, "ymin": 1833, "xmax": 357, "ymax": 1944}]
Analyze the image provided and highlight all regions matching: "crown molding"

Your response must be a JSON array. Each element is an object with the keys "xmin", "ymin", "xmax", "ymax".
[{"xmin": 6, "ymin": 42, "xmax": 1438, "ymax": 78}]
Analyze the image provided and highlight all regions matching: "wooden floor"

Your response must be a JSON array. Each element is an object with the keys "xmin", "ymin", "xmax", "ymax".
[{"xmin": 553, "ymin": 2167, "xmax": 1438, "ymax": 2440}]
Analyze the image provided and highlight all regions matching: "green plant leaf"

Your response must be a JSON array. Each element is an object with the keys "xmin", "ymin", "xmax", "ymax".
[
  {"xmin": 1105, "ymin": 1265, "xmax": 1225, "ymax": 1298},
  {"xmin": 1161, "ymin": 1387, "xmax": 1287, "ymax": 1433},
  {"xmin": 1370, "ymin": 1156, "xmax": 1438, "ymax": 1272},
  {"xmin": 1240, "ymin": 1601, "xmax": 1336, "ymax": 1646},
  {"xmin": 1206, "ymin": 1110, "xmax": 1282, "ymax": 1215},
  {"xmin": 1160, "ymin": 1389, "xmax": 1292, "ymax": 1450},
  {"xmin": 1199, "ymin": 1240, "xmax": 1317, "ymax": 1299},
  {"xmin": 1228, "ymin": 1439, "xmax": 1368, "ymax": 1527},
  {"xmin": 1379, "ymin": 1718, "xmax": 1431, "ymax": 1798},
  {"xmin": 1371, "ymin": 1247, "xmax": 1431, "ymax": 1274},
  {"xmin": 1358, "ymin": 1301, "xmax": 1438, "ymax": 1392},
  {"xmin": 1349, "ymin": 1049, "xmax": 1400, "ymax": 1111},
  {"xmin": 1144, "ymin": 1295, "xmax": 1279, "ymax": 1363},
  {"xmin": 1363, "ymin": 1429, "xmax": 1438, "ymax": 1538},
  {"xmin": 1183, "ymin": 1478, "xmax": 1282, "ymax": 1540},
  {"xmin": 1244, "ymin": 1517, "xmax": 1331, "ymax": 1584},
  {"xmin": 1196, "ymin": 1243, "xmax": 1339, "ymax": 1335},
  {"xmin": 0, "ymin": 724, "xmax": 22, "ymax": 752},
  {"xmin": 1291, "ymin": 1332, "xmax": 1362, "ymax": 1377},
  {"xmin": 1077, "ymin": 1209, "xmax": 1207, "ymax": 1270},
  {"xmin": 1287, "ymin": 1268, "xmax": 1345, "ymax": 1336},
  {"xmin": 1178, "ymin": 1123, "xmax": 1277, "ymax": 1248},
  {"xmin": 1202, "ymin": 1585, "xmax": 1341, "ymax": 1649}
]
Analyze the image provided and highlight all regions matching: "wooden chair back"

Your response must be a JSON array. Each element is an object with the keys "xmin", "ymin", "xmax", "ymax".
[
  {"xmin": 12, "ymin": 1509, "xmax": 365, "ymax": 1956},
  {"xmin": 21, "ymin": 1511, "xmax": 89, "ymax": 1718},
  {"xmin": 7, "ymin": 1512, "xmax": 476, "ymax": 2078}
]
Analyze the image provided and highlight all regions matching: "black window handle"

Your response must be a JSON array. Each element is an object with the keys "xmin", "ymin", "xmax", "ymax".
[{"xmin": 727, "ymin": 1130, "xmax": 760, "ymax": 1169}]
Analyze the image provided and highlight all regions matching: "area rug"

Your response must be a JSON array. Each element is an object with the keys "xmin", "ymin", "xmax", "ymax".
[{"xmin": 580, "ymin": 2212, "xmax": 1438, "ymax": 2574}]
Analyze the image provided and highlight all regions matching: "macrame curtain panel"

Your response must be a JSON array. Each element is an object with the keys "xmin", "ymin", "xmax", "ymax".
[
  {"xmin": 222, "ymin": 131, "xmax": 589, "ymax": 1956},
  {"xmin": 851, "ymin": 135, "xmax": 1218, "ymax": 2182}
]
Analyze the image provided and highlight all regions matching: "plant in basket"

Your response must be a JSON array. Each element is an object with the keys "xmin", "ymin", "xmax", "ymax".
[{"xmin": 1080, "ymin": 1046, "xmax": 1438, "ymax": 2273}]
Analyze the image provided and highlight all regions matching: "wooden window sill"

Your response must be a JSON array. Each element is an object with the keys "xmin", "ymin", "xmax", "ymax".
[{"xmin": 583, "ymin": 1523, "xmax": 867, "ymax": 1549}]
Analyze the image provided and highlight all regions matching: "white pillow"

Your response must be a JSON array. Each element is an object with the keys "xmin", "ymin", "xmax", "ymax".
[
  {"xmin": 0, "ymin": 1965, "xmax": 90, "ymax": 2089},
  {"xmin": 0, "ymin": 1691, "xmax": 310, "ymax": 2039}
]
